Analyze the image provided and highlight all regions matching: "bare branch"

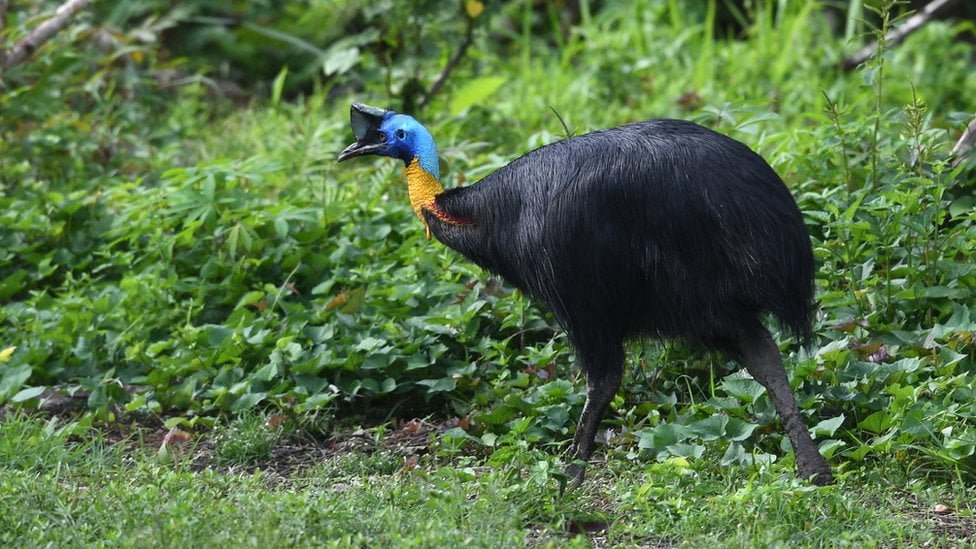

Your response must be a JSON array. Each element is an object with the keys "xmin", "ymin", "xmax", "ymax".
[
  {"xmin": 842, "ymin": 0, "xmax": 958, "ymax": 70},
  {"xmin": 2, "ymin": 0, "xmax": 93, "ymax": 70},
  {"xmin": 418, "ymin": 16, "xmax": 475, "ymax": 110},
  {"xmin": 1, "ymin": 0, "xmax": 9, "ymax": 34},
  {"xmin": 950, "ymin": 113, "xmax": 976, "ymax": 167},
  {"xmin": 0, "ymin": 0, "xmax": 9, "ymax": 67}
]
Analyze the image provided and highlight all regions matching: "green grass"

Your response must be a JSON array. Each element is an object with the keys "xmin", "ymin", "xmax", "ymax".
[
  {"xmin": 1, "ymin": 415, "xmax": 972, "ymax": 547},
  {"xmin": 211, "ymin": 413, "xmax": 283, "ymax": 467}
]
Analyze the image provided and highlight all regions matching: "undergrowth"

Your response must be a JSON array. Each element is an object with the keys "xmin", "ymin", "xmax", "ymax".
[{"xmin": 0, "ymin": 414, "xmax": 972, "ymax": 546}]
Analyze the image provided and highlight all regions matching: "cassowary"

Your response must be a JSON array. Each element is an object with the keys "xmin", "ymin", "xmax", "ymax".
[{"xmin": 338, "ymin": 103, "xmax": 833, "ymax": 485}]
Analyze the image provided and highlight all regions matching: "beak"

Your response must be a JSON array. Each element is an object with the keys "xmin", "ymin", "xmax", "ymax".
[
  {"xmin": 337, "ymin": 103, "xmax": 393, "ymax": 162},
  {"xmin": 337, "ymin": 140, "xmax": 386, "ymax": 162}
]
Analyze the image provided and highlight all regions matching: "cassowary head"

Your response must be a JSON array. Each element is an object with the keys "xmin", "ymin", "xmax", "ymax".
[{"xmin": 337, "ymin": 103, "xmax": 439, "ymax": 179}]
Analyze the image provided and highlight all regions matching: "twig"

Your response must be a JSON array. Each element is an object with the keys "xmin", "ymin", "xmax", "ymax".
[
  {"xmin": 878, "ymin": 474, "xmax": 922, "ymax": 505},
  {"xmin": 0, "ymin": 0, "xmax": 9, "ymax": 67},
  {"xmin": 0, "ymin": 0, "xmax": 8, "ymax": 35},
  {"xmin": 549, "ymin": 106, "xmax": 577, "ymax": 138},
  {"xmin": 842, "ymin": 0, "xmax": 958, "ymax": 70},
  {"xmin": 950, "ymin": 113, "xmax": 976, "ymax": 166},
  {"xmin": 417, "ymin": 16, "xmax": 474, "ymax": 110},
  {"xmin": 2, "ymin": 0, "xmax": 93, "ymax": 70},
  {"xmin": 188, "ymin": 15, "xmax": 328, "ymax": 58},
  {"xmin": 270, "ymin": 260, "xmax": 302, "ymax": 315}
]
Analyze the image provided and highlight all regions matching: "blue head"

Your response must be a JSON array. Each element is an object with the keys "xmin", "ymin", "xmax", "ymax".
[{"xmin": 337, "ymin": 104, "xmax": 439, "ymax": 178}]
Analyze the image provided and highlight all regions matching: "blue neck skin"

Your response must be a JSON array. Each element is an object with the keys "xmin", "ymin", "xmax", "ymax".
[
  {"xmin": 384, "ymin": 113, "xmax": 440, "ymax": 179},
  {"xmin": 412, "ymin": 135, "xmax": 440, "ymax": 179}
]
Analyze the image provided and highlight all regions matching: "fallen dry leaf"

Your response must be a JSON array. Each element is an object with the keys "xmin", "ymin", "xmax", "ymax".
[
  {"xmin": 162, "ymin": 428, "xmax": 193, "ymax": 446},
  {"xmin": 401, "ymin": 455, "xmax": 419, "ymax": 472},
  {"xmin": 326, "ymin": 292, "xmax": 349, "ymax": 310},
  {"xmin": 160, "ymin": 428, "xmax": 194, "ymax": 457}
]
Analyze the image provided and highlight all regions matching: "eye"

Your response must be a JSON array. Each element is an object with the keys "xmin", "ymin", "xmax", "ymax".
[{"xmin": 396, "ymin": 129, "xmax": 406, "ymax": 140}]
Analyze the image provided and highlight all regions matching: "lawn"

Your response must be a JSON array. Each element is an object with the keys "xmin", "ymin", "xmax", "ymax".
[{"xmin": 1, "ymin": 413, "xmax": 972, "ymax": 547}]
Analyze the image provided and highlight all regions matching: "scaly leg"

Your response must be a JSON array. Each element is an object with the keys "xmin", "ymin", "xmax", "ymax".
[
  {"xmin": 566, "ymin": 340, "xmax": 624, "ymax": 486},
  {"xmin": 739, "ymin": 327, "xmax": 833, "ymax": 485}
]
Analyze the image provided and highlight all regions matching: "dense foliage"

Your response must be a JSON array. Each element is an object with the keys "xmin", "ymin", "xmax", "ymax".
[{"xmin": 1, "ymin": 0, "xmax": 974, "ymax": 480}]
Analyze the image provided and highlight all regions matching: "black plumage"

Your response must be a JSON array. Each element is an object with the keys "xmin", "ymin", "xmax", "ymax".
[
  {"xmin": 339, "ymin": 107, "xmax": 833, "ymax": 485},
  {"xmin": 428, "ymin": 120, "xmax": 813, "ymax": 347}
]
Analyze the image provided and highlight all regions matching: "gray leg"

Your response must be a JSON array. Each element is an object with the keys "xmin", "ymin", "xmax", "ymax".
[
  {"xmin": 739, "ymin": 327, "xmax": 833, "ymax": 485},
  {"xmin": 566, "ymin": 342, "xmax": 624, "ymax": 486}
]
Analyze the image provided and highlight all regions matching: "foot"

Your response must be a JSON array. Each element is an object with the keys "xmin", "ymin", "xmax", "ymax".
[
  {"xmin": 797, "ymin": 453, "xmax": 834, "ymax": 485},
  {"xmin": 565, "ymin": 461, "xmax": 586, "ymax": 487}
]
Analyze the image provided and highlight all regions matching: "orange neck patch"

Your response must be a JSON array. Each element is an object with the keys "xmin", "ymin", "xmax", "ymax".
[
  {"xmin": 404, "ymin": 157, "xmax": 444, "ymax": 226},
  {"xmin": 404, "ymin": 157, "xmax": 469, "ymax": 238}
]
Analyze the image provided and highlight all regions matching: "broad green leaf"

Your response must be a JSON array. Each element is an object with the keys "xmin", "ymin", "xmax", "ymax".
[
  {"xmin": 721, "ymin": 442, "xmax": 746, "ymax": 466},
  {"xmin": 538, "ymin": 379, "xmax": 574, "ymax": 402},
  {"xmin": 273, "ymin": 217, "xmax": 289, "ymax": 238},
  {"xmin": 310, "ymin": 281, "xmax": 334, "ymax": 296},
  {"xmin": 945, "ymin": 438, "xmax": 975, "ymax": 460},
  {"xmin": 235, "ymin": 291, "xmax": 266, "ymax": 310},
  {"xmin": 294, "ymin": 375, "xmax": 329, "ymax": 394},
  {"xmin": 301, "ymin": 393, "xmax": 336, "ymax": 410},
  {"xmin": 949, "ymin": 195, "xmax": 974, "ymax": 218},
  {"xmin": 254, "ymin": 362, "xmax": 279, "ymax": 382},
  {"xmin": 11, "ymin": 386, "xmax": 46, "ymax": 403},
  {"xmin": 231, "ymin": 392, "xmax": 266, "ymax": 412},
  {"xmin": 475, "ymin": 406, "xmax": 516, "ymax": 426},
  {"xmin": 858, "ymin": 411, "xmax": 893, "ymax": 434},
  {"xmin": 355, "ymin": 337, "xmax": 386, "ymax": 353},
  {"xmin": 206, "ymin": 326, "xmax": 234, "ymax": 347},
  {"xmin": 818, "ymin": 439, "xmax": 846, "ymax": 459},
  {"xmin": 449, "ymin": 76, "xmax": 506, "ymax": 116},
  {"xmin": 639, "ymin": 422, "xmax": 692, "ymax": 450},
  {"xmin": 416, "ymin": 378, "xmax": 456, "ymax": 393},
  {"xmin": 689, "ymin": 414, "xmax": 728, "ymax": 441},
  {"xmin": 379, "ymin": 377, "xmax": 397, "ymax": 394},
  {"xmin": 812, "ymin": 415, "xmax": 845, "ymax": 438},
  {"xmin": 885, "ymin": 383, "xmax": 916, "ymax": 400},
  {"xmin": 0, "ymin": 270, "xmax": 27, "ymax": 300},
  {"xmin": 0, "ymin": 364, "xmax": 32, "ymax": 400},
  {"xmin": 706, "ymin": 396, "xmax": 743, "ymax": 411},
  {"xmin": 662, "ymin": 456, "xmax": 691, "ymax": 469},
  {"xmin": 720, "ymin": 373, "xmax": 766, "ymax": 404},
  {"xmin": 441, "ymin": 427, "xmax": 476, "ymax": 443},
  {"xmin": 322, "ymin": 47, "xmax": 360, "ymax": 76},
  {"xmin": 666, "ymin": 443, "xmax": 705, "ymax": 459},
  {"xmin": 816, "ymin": 338, "xmax": 850, "ymax": 361},
  {"xmin": 637, "ymin": 429, "xmax": 656, "ymax": 450},
  {"xmin": 725, "ymin": 418, "xmax": 760, "ymax": 441},
  {"xmin": 901, "ymin": 409, "xmax": 932, "ymax": 436}
]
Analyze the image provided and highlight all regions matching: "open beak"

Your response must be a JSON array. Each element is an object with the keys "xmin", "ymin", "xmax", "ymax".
[{"xmin": 337, "ymin": 103, "xmax": 393, "ymax": 162}]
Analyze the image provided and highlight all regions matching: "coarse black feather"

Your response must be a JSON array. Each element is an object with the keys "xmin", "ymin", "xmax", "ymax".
[
  {"xmin": 425, "ymin": 119, "xmax": 814, "ymax": 370},
  {"xmin": 343, "ymin": 105, "xmax": 832, "ymax": 484}
]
